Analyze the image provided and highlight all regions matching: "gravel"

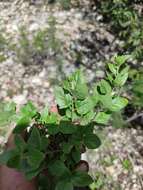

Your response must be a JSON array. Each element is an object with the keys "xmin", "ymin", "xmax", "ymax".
[
  {"xmin": 0, "ymin": 1, "xmax": 143, "ymax": 189},
  {"xmin": 87, "ymin": 127, "xmax": 143, "ymax": 190}
]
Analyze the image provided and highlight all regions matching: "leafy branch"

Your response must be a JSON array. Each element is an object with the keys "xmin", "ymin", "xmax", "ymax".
[{"xmin": 0, "ymin": 55, "xmax": 129, "ymax": 190}]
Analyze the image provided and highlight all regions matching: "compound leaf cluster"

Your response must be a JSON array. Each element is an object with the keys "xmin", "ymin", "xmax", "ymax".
[{"xmin": 0, "ymin": 56, "xmax": 129, "ymax": 189}]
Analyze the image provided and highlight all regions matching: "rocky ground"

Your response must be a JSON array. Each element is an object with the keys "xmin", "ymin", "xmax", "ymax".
[
  {"xmin": 0, "ymin": 1, "xmax": 143, "ymax": 190},
  {"xmin": 87, "ymin": 127, "xmax": 143, "ymax": 190}
]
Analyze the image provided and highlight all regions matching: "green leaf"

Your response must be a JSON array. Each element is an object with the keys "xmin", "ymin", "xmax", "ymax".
[
  {"xmin": 47, "ymin": 112, "xmax": 60, "ymax": 124},
  {"xmin": 112, "ymin": 112, "xmax": 125, "ymax": 128},
  {"xmin": 91, "ymin": 93, "xmax": 99, "ymax": 106},
  {"xmin": 94, "ymin": 112, "xmax": 111, "ymax": 125},
  {"xmin": 84, "ymin": 134, "xmax": 101, "ymax": 149},
  {"xmin": 66, "ymin": 108, "xmax": 72, "ymax": 119},
  {"xmin": 0, "ymin": 150, "xmax": 17, "ymax": 165},
  {"xmin": 19, "ymin": 158, "xmax": 35, "ymax": 173},
  {"xmin": 7, "ymin": 154, "xmax": 21, "ymax": 169},
  {"xmin": 110, "ymin": 97, "xmax": 128, "ymax": 112},
  {"xmin": 114, "ymin": 66, "xmax": 129, "ymax": 86},
  {"xmin": 76, "ymin": 97, "xmax": 94, "ymax": 115},
  {"xmin": 27, "ymin": 148, "xmax": 45, "ymax": 168},
  {"xmin": 66, "ymin": 70, "xmax": 88, "ymax": 100},
  {"xmin": 74, "ymin": 82, "xmax": 88, "ymax": 100},
  {"xmin": 13, "ymin": 116, "xmax": 30, "ymax": 133},
  {"xmin": 97, "ymin": 80, "xmax": 111, "ymax": 95},
  {"xmin": 46, "ymin": 124, "xmax": 59, "ymax": 135},
  {"xmin": 54, "ymin": 86, "xmax": 72, "ymax": 109},
  {"xmin": 63, "ymin": 78, "xmax": 72, "ymax": 92},
  {"xmin": 28, "ymin": 127, "xmax": 41, "ymax": 150},
  {"xmin": 82, "ymin": 123, "xmax": 94, "ymax": 135},
  {"xmin": 80, "ymin": 111, "xmax": 96, "ymax": 125},
  {"xmin": 60, "ymin": 154, "xmax": 68, "ymax": 162},
  {"xmin": 133, "ymin": 80, "xmax": 143, "ymax": 94},
  {"xmin": 4, "ymin": 102, "xmax": 16, "ymax": 112},
  {"xmin": 0, "ymin": 102, "xmax": 16, "ymax": 127},
  {"xmin": 20, "ymin": 101, "xmax": 37, "ymax": 118},
  {"xmin": 19, "ymin": 157, "xmax": 43, "ymax": 180},
  {"xmin": 72, "ymin": 171, "xmax": 93, "ymax": 187},
  {"xmin": 0, "ymin": 148, "xmax": 20, "ymax": 169},
  {"xmin": 48, "ymin": 160, "xmax": 69, "ymax": 177},
  {"xmin": 61, "ymin": 142, "xmax": 73, "ymax": 154},
  {"xmin": 40, "ymin": 136, "xmax": 49, "ymax": 151},
  {"xmin": 73, "ymin": 71, "xmax": 88, "ymax": 100},
  {"xmin": 41, "ymin": 111, "xmax": 60, "ymax": 125},
  {"xmin": 108, "ymin": 63, "xmax": 117, "ymax": 75},
  {"xmin": 71, "ymin": 112, "xmax": 81, "ymax": 123},
  {"xmin": 71, "ymin": 148, "xmax": 81, "ymax": 163},
  {"xmin": 59, "ymin": 121, "xmax": 77, "ymax": 134},
  {"xmin": 99, "ymin": 94, "xmax": 112, "ymax": 109},
  {"xmin": 70, "ymin": 130, "xmax": 82, "ymax": 146},
  {"xmin": 40, "ymin": 106, "xmax": 49, "ymax": 124},
  {"xmin": 19, "ymin": 158, "xmax": 33, "ymax": 173},
  {"xmin": 14, "ymin": 135, "xmax": 26, "ymax": 152},
  {"xmin": 90, "ymin": 179, "xmax": 103, "ymax": 190},
  {"xmin": 56, "ymin": 181, "xmax": 73, "ymax": 190},
  {"xmin": 115, "ymin": 55, "xmax": 130, "ymax": 66},
  {"xmin": 106, "ymin": 72, "xmax": 113, "ymax": 83},
  {"xmin": 25, "ymin": 167, "xmax": 42, "ymax": 180}
]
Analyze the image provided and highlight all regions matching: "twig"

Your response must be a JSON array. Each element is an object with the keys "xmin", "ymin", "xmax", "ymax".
[
  {"xmin": 137, "ymin": 174, "xmax": 143, "ymax": 190},
  {"xmin": 126, "ymin": 112, "xmax": 143, "ymax": 123}
]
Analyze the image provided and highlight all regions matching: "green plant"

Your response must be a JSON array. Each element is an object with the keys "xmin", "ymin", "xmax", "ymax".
[
  {"xmin": 120, "ymin": 67, "xmax": 143, "ymax": 127},
  {"xmin": 13, "ymin": 16, "xmax": 63, "ymax": 69},
  {"xmin": 0, "ymin": 56, "xmax": 128, "ymax": 189},
  {"xmin": 58, "ymin": 0, "xmax": 71, "ymax": 9},
  {"xmin": 14, "ymin": 26, "xmax": 33, "ymax": 66},
  {"xmin": 89, "ymin": 170, "xmax": 122, "ymax": 190},
  {"xmin": 0, "ymin": 29, "xmax": 8, "ymax": 62},
  {"xmin": 48, "ymin": 0, "xmax": 71, "ymax": 9},
  {"xmin": 111, "ymin": 66, "xmax": 143, "ymax": 128},
  {"xmin": 0, "ymin": 33, "xmax": 7, "ymax": 52},
  {"xmin": 45, "ymin": 16, "xmax": 63, "ymax": 56},
  {"xmin": 100, "ymin": 155, "xmax": 117, "ymax": 167},
  {"xmin": 129, "ymin": 68, "xmax": 143, "ymax": 108},
  {"xmin": 89, "ymin": 172, "xmax": 105, "ymax": 190},
  {"xmin": 122, "ymin": 158, "xmax": 132, "ymax": 171},
  {"xmin": 111, "ymin": 111, "xmax": 125, "ymax": 128},
  {"xmin": 96, "ymin": 0, "xmax": 143, "ymax": 60}
]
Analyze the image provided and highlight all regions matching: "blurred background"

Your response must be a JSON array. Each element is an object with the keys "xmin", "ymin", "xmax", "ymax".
[{"xmin": 0, "ymin": 0, "xmax": 143, "ymax": 189}]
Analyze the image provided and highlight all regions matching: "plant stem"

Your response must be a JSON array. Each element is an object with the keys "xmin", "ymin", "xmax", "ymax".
[{"xmin": 126, "ymin": 112, "xmax": 143, "ymax": 123}]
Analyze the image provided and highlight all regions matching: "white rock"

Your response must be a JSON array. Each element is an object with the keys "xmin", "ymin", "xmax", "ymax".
[
  {"xmin": 81, "ymin": 153, "xmax": 87, "ymax": 161},
  {"xmin": 134, "ymin": 166, "xmax": 143, "ymax": 174},
  {"xmin": 29, "ymin": 23, "xmax": 39, "ymax": 32},
  {"xmin": 31, "ymin": 77, "xmax": 42, "ymax": 85},
  {"xmin": 96, "ymin": 15, "xmax": 103, "ymax": 21},
  {"xmin": 13, "ymin": 94, "xmax": 26, "ymax": 105},
  {"xmin": 106, "ymin": 166, "xmax": 116, "ymax": 175},
  {"xmin": 95, "ymin": 70, "xmax": 105, "ymax": 78},
  {"xmin": 39, "ymin": 69, "xmax": 46, "ymax": 78}
]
